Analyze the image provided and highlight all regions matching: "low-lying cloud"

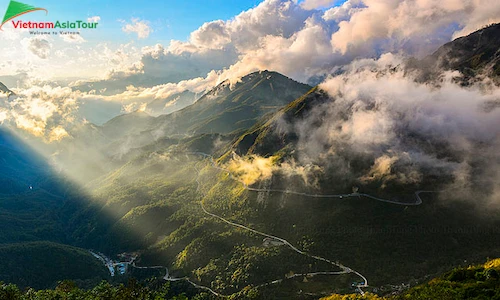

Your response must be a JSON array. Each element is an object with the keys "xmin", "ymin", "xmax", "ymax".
[
  {"xmin": 275, "ymin": 53, "xmax": 500, "ymax": 203},
  {"xmin": 0, "ymin": 85, "xmax": 78, "ymax": 142}
]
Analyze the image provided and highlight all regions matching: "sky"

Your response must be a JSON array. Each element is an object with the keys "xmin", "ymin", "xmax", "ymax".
[
  {"xmin": 0, "ymin": 0, "xmax": 349, "ymax": 82},
  {"xmin": 1, "ymin": 0, "xmax": 267, "ymax": 43},
  {"xmin": 0, "ymin": 0, "xmax": 499, "ymax": 134},
  {"xmin": 0, "ymin": 0, "xmax": 270, "ymax": 81}
]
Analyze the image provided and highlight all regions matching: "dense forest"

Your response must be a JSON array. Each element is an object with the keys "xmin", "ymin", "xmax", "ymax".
[
  {"xmin": 3, "ymin": 258, "xmax": 500, "ymax": 299},
  {"xmin": 321, "ymin": 258, "xmax": 500, "ymax": 300}
]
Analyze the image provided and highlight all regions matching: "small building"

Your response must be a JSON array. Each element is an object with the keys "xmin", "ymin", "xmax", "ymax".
[{"xmin": 117, "ymin": 263, "xmax": 127, "ymax": 275}]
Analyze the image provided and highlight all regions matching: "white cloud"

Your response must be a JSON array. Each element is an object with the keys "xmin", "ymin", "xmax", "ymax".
[
  {"xmin": 99, "ymin": 70, "xmax": 222, "ymax": 102},
  {"xmin": 112, "ymin": 0, "xmax": 500, "ymax": 88},
  {"xmin": 189, "ymin": 20, "xmax": 232, "ymax": 50},
  {"xmin": 71, "ymin": 0, "xmax": 500, "ymax": 115},
  {"xmin": 23, "ymin": 37, "xmax": 52, "ymax": 59},
  {"xmin": 281, "ymin": 54, "xmax": 500, "ymax": 201},
  {"xmin": 1, "ymin": 0, "xmax": 499, "ymax": 87},
  {"xmin": 330, "ymin": 0, "xmax": 500, "ymax": 55},
  {"xmin": 122, "ymin": 18, "xmax": 152, "ymax": 39},
  {"xmin": 301, "ymin": 0, "xmax": 337, "ymax": 10},
  {"xmin": 87, "ymin": 16, "xmax": 101, "ymax": 23},
  {"xmin": 0, "ymin": 85, "xmax": 80, "ymax": 141},
  {"xmin": 60, "ymin": 34, "xmax": 86, "ymax": 44}
]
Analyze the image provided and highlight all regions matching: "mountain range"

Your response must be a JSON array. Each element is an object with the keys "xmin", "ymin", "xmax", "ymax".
[{"xmin": 0, "ymin": 23, "xmax": 499, "ymax": 299}]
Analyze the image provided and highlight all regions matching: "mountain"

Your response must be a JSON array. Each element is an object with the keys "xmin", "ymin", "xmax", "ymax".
[
  {"xmin": 0, "ymin": 241, "xmax": 108, "ymax": 289},
  {"xmin": 2, "ymin": 24, "xmax": 500, "ymax": 298},
  {"xmin": 224, "ymin": 24, "xmax": 500, "ymax": 193},
  {"xmin": 92, "ymin": 70, "xmax": 312, "ymax": 156},
  {"xmin": 76, "ymin": 99, "xmax": 123, "ymax": 125},
  {"xmin": 322, "ymin": 258, "xmax": 500, "ymax": 299},
  {"xmin": 224, "ymin": 86, "xmax": 325, "ymax": 159},
  {"xmin": 101, "ymin": 111, "xmax": 155, "ymax": 140},
  {"xmin": 0, "ymin": 128, "xmax": 110, "ymax": 289},
  {"xmin": 6, "ymin": 256, "xmax": 500, "ymax": 299},
  {"xmin": 152, "ymin": 70, "xmax": 313, "ymax": 136},
  {"xmin": 430, "ymin": 23, "xmax": 500, "ymax": 77},
  {"xmin": 408, "ymin": 23, "xmax": 500, "ymax": 83},
  {"xmin": 0, "ymin": 128, "xmax": 83, "ymax": 242},
  {"xmin": 0, "ymin": 81, "xmax": 14, "ymax": 96},
  {"xmin": 146, "ymin": 90, "xmax": 199, "ymax": 116}
]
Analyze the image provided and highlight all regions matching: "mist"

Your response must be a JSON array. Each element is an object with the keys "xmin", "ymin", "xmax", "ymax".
[{"xmin": 227, "ymin": 53, "xmax": 499, "ymax": 206}]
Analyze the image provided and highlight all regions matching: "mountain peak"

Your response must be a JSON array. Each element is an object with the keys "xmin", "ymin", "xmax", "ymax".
[
  {"xmin": 0, "ymin": 82, "xmax": 14, "ymax": 97},
  {"xmin": 240, "ymin": 70, "xmax": 294, "ymax": 82},
  {"xmin": 151, "ymin": 70, "xmax": 313, "ymax": 136},
  {"xmin": 411, "ymin": 22, "xmax": 500, "ymax": 82}
]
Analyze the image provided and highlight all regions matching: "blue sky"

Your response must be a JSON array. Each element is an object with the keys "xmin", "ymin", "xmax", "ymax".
[{"xmin": 1, "ymin": 0, "xmax": 265, "ymax": 44}]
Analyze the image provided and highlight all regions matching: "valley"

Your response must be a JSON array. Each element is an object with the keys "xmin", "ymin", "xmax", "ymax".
[{"xmin": 0, "ymin": 15, "xmax": 499, "ymax": 300}]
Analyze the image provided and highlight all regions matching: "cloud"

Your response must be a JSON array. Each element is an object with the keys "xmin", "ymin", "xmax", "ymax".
[
  {"xmin": 76, "ymin": 0, "xmax": 500, "ymax": 100},
  {"xmin": 0, "ymin": 85, "xmax": 80, "ymax": 142},
  {"xmin": 330, "ymin": 0, "xmax": 500, "ymax": 55},
  {"xmin": 2, "ymin": 0, "xmax": 500, "ymax": 94},
  {"xmin": 48, "ymin": 126, "xmax": 70, "ymax": 142},
  {"xmin": 191, "ymin": 0, "xmax": 500, "ymax": 84},
  {"xmin": 301, "ymin": 0, "xmax": 337, "ymax": 10},
  {"xmin": 87, "ymin": 16, "xmax": 101, "ymax": 23},
  {"xmin": 102, "ymin": 70, "xmax": 223, "ymax": 101},
  {"xmin": 122, "ymin": 18, "xmax": 152, "ymax": 39},
  {"xmin": 60, "ymin": 34, "xmax": 86, "ymax": 44},
  {"xmin": 122, "ymin": 102, "xmax": 147, "ymax": 113},
  {"xmin": 274, "ymin": 53, "xmax": 500, "ymax": 202},
  {"xmin": 227, "ymin": 153, "xmax": 325, "ymax": 187},
  {"xmin": 189, "ymin": 0, "xmax": 313, "ymax": 52},
  {"xmin": 24, "ymin": 38, "xmax": 51, "ymax": 59},
  {"xmin": 189, "ymin": 20, "xmax": 232, "ymax": 50},
  {"xmin": 3, "ymin": 0, "xmax": 500, "ymax": 133},
  {"xmin": 83, "ymin": 0, "xmax": 313, "ymax": 91},
  {"xmin": 68, "ymin": 0, "xmax": 500, "ymax": 123},
  {"xmin": 73, "ymin": 43, "xmax": 238, "ymax": 96},
  {"xmin": 228, "ymin": 154, "xmax": 278, "ymax": 186}
]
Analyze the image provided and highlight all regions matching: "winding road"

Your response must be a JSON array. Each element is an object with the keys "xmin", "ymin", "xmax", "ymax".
[{"xmin": 138, "ymin": 152, "xmax": 434, "ymax": 298}]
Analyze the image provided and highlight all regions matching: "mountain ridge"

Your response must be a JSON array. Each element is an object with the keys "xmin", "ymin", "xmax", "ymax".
[
  {"xmin": 408, "ymin": 22, "xmax": 500, "ymax": 84},
  {"xmin": 0, "ymin": 81, "xmax": 14, "ymax": 97},
  {"xmin": 152, "ymin": 70, "xmax": 313, "ymax": 136}
]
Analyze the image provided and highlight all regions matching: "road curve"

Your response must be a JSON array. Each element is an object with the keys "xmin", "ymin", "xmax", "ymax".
[
  {"xmin": 189, "ymin": 151, "xmax": 431, "ymax": 206},
  {"xmin": 136, "ymin": 151, "xmax": 435, "ymax": 297},
  {"xmin": 191, "ymin": 153, "xmax": 371, "ymax": 294}
]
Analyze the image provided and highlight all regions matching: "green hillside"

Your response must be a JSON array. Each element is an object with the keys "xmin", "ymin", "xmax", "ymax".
[
  {"xmin": 321, "ymin": 258, "xmax": 500, "ymax": 300},
  {"xmin": 5, "ymin": 257, "xmax": 500, "ymax": 299},
  {"xmin": 59, "ymin": 146, "xmax": 500, "ymax": 298},
  {"xmin": 0, "ymin": 279, "xmax": 189, "ymax": 299},
  {"xmin": 0, "ymin": 242, "xmax": 108, "ymax": 289}
]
